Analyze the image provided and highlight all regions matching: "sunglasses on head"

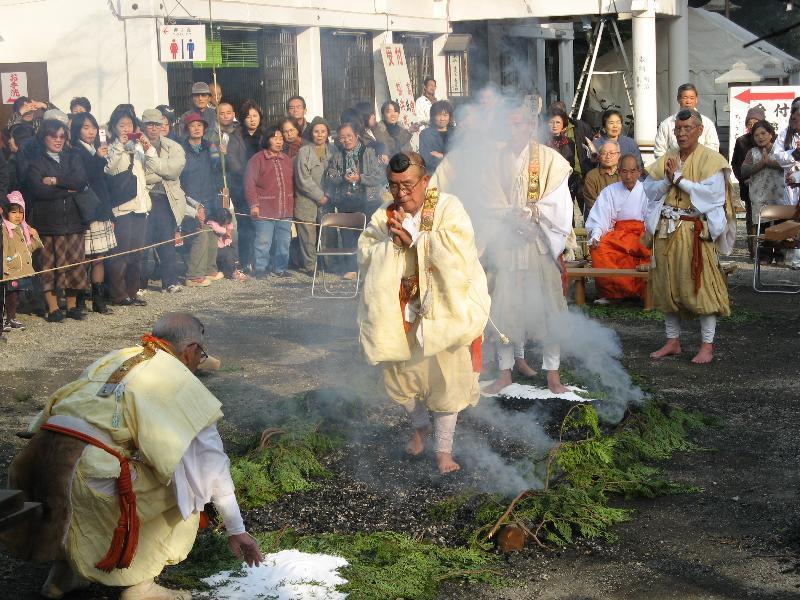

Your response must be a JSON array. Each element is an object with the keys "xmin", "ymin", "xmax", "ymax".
[{"xmin": 389, "ymin": 153, "xmax": 426, "ymax": 174}]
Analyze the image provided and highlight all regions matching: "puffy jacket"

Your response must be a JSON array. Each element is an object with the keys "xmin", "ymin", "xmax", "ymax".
[
  {"xmin": 145, "ymin": 136, "xmax": 188, "ymax": 226},
  {"xmin": 25, "ymin": 149, "xmax": 88, "ymax": 235},
  {"xmin": 180, "ymin": 139, "xmax": 223, "ymax": 213},
  {"xmin": 73, "ymin": 141, "xmax": 114, "ymax": 222}
]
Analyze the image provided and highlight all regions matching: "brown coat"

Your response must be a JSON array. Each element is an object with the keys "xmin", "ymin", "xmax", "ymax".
[{"xmin": 2, "ymin": 222, "xmax": 42, "ymax": 282}]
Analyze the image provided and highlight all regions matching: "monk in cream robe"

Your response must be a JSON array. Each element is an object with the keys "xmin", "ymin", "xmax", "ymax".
[
  {"xmin": 358, "ymin": 152, "xmax": 490, "ymax": 474},
  {"xmin": 586, "ymin": 155, "xmax": 651, "ymax": 302},
  {"xmin": 644, "ymin": 109, "xmax": 736, "ymax": 364},
  {"xmin": 2, "ymin": 313, "xmax": 262, "ymax": 600}
]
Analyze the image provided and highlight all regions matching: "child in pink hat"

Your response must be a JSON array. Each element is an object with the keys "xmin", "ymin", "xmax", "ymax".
[{"xmin": 2, "ymin": 191, "xmax": 43, "ymax": 331}]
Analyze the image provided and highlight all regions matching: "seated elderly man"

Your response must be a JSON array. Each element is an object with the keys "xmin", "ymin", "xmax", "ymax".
[
  {"xmin": 586, "ymin": 154, "xmax": 651, "ymax": 303},
  {"xmin": 582, "ymin": 140, "xmax": 621, "ymax": 212},
  {"xmin": 1, "ymin": 313, "xmax": 262, "ymax": 600}
]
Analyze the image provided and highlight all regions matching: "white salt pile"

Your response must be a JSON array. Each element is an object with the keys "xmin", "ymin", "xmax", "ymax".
[
  {"xmin": 201, "ymin": 549, "xmax": 349, "ymax": 599},
  {"xmin": 480, "ymin": 382, "xmax": 595, "ymax": 402}
]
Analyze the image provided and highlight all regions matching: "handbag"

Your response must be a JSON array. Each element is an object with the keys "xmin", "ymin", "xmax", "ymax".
[
  {"xmin": 74, "ymin": 185, "xmax": 101, "ymax": 224},
  {"xmin": 107, "ymin": 152, "xmax": 138, "ymax": 208}
]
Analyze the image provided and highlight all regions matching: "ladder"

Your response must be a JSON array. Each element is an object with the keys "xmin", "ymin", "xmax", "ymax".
[{"xmin": 571, "ymin": 17, "xmax": 635, "ymax": 122}]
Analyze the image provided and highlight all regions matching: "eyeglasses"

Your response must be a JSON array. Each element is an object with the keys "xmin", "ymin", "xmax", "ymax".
[
  {"xmin": 194, "ymin": 343, "xmax": 208, "ymax": 361},
  {"xmin": 388, "ymin": 175, "xmax": 424, "ymax": 195}
]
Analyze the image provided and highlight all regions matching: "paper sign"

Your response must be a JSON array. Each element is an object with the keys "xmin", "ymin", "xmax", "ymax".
[
  {"xmin": 728, "ymin": 85, "xmax": 800, "ymax": 164},
  {"xmin": 159, "ymin": 24, "xmax": 207, "ymax": 62},
  {"xmin": 381, "ymin": 44, "xmax": 416, "ymax": 129},
  {"xmin": 2, "ymin": 72, "xmax": 27, "ymax": 104}
]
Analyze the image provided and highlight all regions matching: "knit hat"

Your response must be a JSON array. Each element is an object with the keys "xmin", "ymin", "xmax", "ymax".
[
  {"xmin": 141, "ymin": 108, "xmax": 164, "ymax": 124},
  {"xmin": 183, "ymin": 112, "xmax": 208, "ymax": 129},
  {"xmin": 7, "ymin": 191, "xmax": 25, "ymax": 211},
  {"xmin": 191, "ymin": 82, "xmax": 211, "ymax": 96},
  {"xmin": 43, "ymin": 109, "xmax": 69, "ymax": 124},
  {"xmin": 745, "ymin": 107, "xmax": 766, "ymax": 123},
  {"xmin": 308, "ymin": 116, "xmax": 330, "ymax": 133},
  {"xmin": 3, "ymin": 191, "xmax": 32, "ymax": 247}
]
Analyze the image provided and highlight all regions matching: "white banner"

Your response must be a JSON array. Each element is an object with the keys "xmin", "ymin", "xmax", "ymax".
[
  {"xmin": 381, "ymin": 44, "xmax": 416, "ymax": 129},
  {"xmin": 159, "ymin": 24, "xmax": 207, "ymax": 62},
  {"xmin": 729, "ymin": 85, "xmax": 800, "ymax": 163},
  {"xmin": 2, "ymin": 71, "xmax": 27, "ymax": 104}
]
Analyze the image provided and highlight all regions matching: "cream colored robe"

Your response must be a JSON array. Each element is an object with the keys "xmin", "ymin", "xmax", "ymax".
[{"xmin": 28, "ymin": 348, "xmax": 223, "ymax": 586}]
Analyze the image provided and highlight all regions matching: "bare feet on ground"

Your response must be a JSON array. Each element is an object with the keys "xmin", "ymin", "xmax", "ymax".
[
  {"xmin": 691, "ymin": 342, "xmax": 714, "ymax": 364},
  {"xmin": 405, "ymin": 426, "xmax": 430, "ymax": 456},
  {"xmin": 650, "ymin": 338, "xmax": 682, "ymax": 359},
  {"xmin": 436, "ymin": 452, "xmax": 461, "ymax": 474},
  {"xmin": 547, "ymin": 370, "xmax": 568, "ymax": 394},
  {"xmin": 514, "ymin": 357, "xmax": 537, "ymax": 377},
  {"xmin": 483, "ymin": 369, "xmax": 512, "ymax": 394}
]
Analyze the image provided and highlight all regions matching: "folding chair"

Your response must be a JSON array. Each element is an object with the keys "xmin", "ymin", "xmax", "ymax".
[
  {"xmin": 753, "ymin": 204, "xmax": 800, "ymax": 294},
  {"xmin": 312, "ymin": 211, "xmax": 367, "ymax": 298}
]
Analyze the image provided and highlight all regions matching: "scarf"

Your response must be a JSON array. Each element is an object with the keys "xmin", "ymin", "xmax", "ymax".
[{"xmin": 344, "ymin": 141, "xmax": 364, "ymax": 175}]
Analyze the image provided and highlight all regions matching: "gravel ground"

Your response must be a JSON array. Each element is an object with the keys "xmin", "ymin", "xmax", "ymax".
[{"xmin": 2, "ymin": 229, "xmax": 800, "ymax": 599}]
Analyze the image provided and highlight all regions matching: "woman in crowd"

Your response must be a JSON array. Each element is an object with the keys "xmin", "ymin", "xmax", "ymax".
[
  {"xmin": 294, "ymin": 116, "xmax": 333, "ymax": 275},
  {"xmin": 233, "ymin": 99, "xmax": 263, "ymax": 273},
  {"xmin": 594, "ymin": 109, "xmax": 642, "ymax": 167},
  {"xmin": 70, "ymin": 112, "xmax": 115, "ymax": 314},
  {"xmin": 104, "ymin": 104, "xmax": 151, "ymax": 306},
  {"xmin": 742, "ymin": 120, "xmax": 786, "ymax": 265},
  {"xmin": 731, "ymin": 107, "xmax": 766, "ymax": 258},
  {"xmin": 324, "ymin": 122, "xmax": 383, "ymax": 279},
  {"xmin": 546, "ymin": 106, "xmax": 587, "ymax": 200},
  {"xmin": 25, "ymin": 119, "xmax": 89, "ymax": 321},
  {"xmin": 372, "ymin": 100, "xmax": 412, "ymax": 164},
  {"xmin": 245, "ymin": 124, "xmax": 295, "ymax": 278},
  {"xmin": 418, "ymin": 100, "xmax": 454, "ymax": 173},
  {"xmin": 354, "ymin": 101, "xmax": 379, "ymax": 148},
  {"xmin": 278, "ymin": 117, "xmax": 303, "ymax": 159}
]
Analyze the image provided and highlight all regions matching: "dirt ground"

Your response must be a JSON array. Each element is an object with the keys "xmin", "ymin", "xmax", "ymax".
[{"xmin": 1, "ymin": 232, "xmax": 800, "ymax": 600}]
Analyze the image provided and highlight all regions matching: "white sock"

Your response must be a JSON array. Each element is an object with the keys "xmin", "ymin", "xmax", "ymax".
[
  {"xmin": 497, "ymin": 343, "xmax": 514, "ymax": 371},
  {"xmin": 699, "ymin": 314, "xmax": 716, "ymax": 344},
  {"xmin": 664, "ymin": 313, "xmax": 681, "ymax": 339},
  {"xmin": 433, "ymin": 412, "xmax": 458, "ymax": 453}
]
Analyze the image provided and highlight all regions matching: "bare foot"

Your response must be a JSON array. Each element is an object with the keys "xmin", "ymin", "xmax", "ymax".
[
  {"xmin": 436, "ymin": 452, "xmax": 461, "ymax": 474},
  {"xmin": 514, "ymin": 357, "xmax": 537, "ymax": 377},
  {"xmin": 405, "ymin": 426, "xmax": 431, "ymax": 456},
  {"xmin": 483, "ymin": 369, "xmax": 512, "ymax": 394},
  {"xmin": 691, "ymin": 342, "xmax": 714, "ymax": 364},
  {"xmin": 546, "ymin": 370, "xmax": 568, "ymax": 395},
  {"xmin": 650, "ymin": 339, "xmax": 682, "ymax": 359}
]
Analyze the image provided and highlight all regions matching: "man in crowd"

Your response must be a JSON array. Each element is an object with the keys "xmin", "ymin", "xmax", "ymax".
[
  {"xmin": 585, "ymin": 154, "xmax": 651, "ymax": 304},
  {"xmin": 415, "ymin": 77, "xmax": 437, "ymax": 127},
  {"xmin": 209, "ymin": 82, "xmax": 224, "ymax": 108},
  {"xmin": 178, "ymin": 82, "xmax": 219, "ymax": 141},
  {"xmin": 644, "ymin": 109, "xmax": 735, "ymax": 364},
  {"xmin": 180, "ymin": 113, "xmax": 224, "ymax": 287},
  {"xmin": 358, "ymin": 151, "xmax": 490, "ymax": 474},
  {"xmin": 1, "ymin": 312, "xmax": 262, "ymax": 600},
  {"xmin": 654, "ymin": 83, "xmax": 720, "ymax": 159},
  {"xmin": 582, "ymin": 140, "xmax": 620, "ymax": 212},
  {"xmin": 141, "ymin": 108, "xmax": 187, "ymax": 294},
  {"xmin": 287, "ymin": 95, "xmax": 313, "ymax": 140},
  {"xmin": 69, "ymin": 97, "xmax": 92, "ymax": 115},
  {"xmin": 483, "ymin": 102, "xmax": 574, "ymax": 395}
]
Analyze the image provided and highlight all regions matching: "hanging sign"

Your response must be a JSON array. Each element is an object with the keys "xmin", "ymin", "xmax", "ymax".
[
  {"xmin": 381, "ymin": 44, "xmax": 416, "ymax": 129},
  {"xmin": 1, "ymin": 72, "xmax": 27, "ymax": 104},
  {"xmin": 159, "ymin": 24, "xmax": 207, "ymax": 62},
  {"xmin": 729, "ymin": 85, "xmax": 800, "ymax": 163}
]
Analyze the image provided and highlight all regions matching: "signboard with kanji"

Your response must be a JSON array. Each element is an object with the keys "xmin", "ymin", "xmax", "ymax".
[
  {"xmin": 2, "ymin": 72, "xmax": 27, "ymax": 104},
  {"xmin": 381, "ymin": 44, "xmax": 416, "ymax": 129},
  {"xmin": 728, "ymin": 85, "xmax": 800, "ymax": 164},
  {"xmin": 159, "ymin": 24, "xmax": 207, "ymax": 63}
]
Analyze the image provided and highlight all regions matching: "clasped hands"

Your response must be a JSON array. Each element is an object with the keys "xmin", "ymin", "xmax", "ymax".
[
  {"xmin": 388, "ymin": 205, "xmax": 414, "ymax": 247},
  {"xmin": 664, "ymin": 157, "xmax": 683, "ymax": 186}
]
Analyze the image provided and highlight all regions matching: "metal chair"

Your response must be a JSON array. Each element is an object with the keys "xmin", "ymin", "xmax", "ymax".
[
  {"xmin": 753, "ymin": 204, "xmax": 800, "ymax": 294},
  {"xmin": 312, "ymin": 211, "xmax": 367, "ymax": 298}
]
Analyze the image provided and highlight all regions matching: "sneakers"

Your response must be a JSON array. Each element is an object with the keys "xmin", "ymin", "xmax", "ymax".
[
  {"xmin": 5, "ymin": 318, "xmax": 25, "ymax": 331},
  {"xmin": 186, "ymin": 277, "xmax": 210, "ymax": 287},
  {"xmin": 206, "ymin": 271, "xmax": 225, "ymax": 282},
  {"xmin": 1, "ymin": 320, "xmax": 10, "ymax": 332},
  {"xmin": 593, "ymin": 298, "xmax": 611, "ymax": 305},
  {"xmin": 232, "ymin": 270, "xmax": 248, "ymax": 282},
  {"xmin": 136, "ymin": 288, "xmax": 147, "ymax": 298},
  {"xmin": 66, "ymin": 308, "xmax": 85, "ymax": 320},
  {"xmin": 166, "ymin": 284, "xmax": 183, "ymax": 293}
]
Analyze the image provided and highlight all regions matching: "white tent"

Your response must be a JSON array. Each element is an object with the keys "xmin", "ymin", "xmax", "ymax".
[{"xmin": 583, "ymin": 8, "xmax": 800, "ymax": 128}]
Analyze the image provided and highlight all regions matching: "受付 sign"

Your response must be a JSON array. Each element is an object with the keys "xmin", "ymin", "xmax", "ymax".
[
  {"xmin": 1, "ymin": 72, "xmax": 27, "ymax": 104},
  {"xmin": 728, "ymin": 85, "xmax": 800, "ymax": 163},
  {"xmin": 159, "ymin": 24, "xmax": 207, "ymax": 62},
  {"xmin": 381, "ymin": 44, "xmax": 415, "ymax": 129}
]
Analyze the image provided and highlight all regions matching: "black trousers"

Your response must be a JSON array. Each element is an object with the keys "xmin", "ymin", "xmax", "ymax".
[
  {"xmin": 144, "ymin": 194, "xmax": 179, "ymax": 288},
  {"xmin": 106, "ymin": 213, "xmax": 147, "ymax": 301}
]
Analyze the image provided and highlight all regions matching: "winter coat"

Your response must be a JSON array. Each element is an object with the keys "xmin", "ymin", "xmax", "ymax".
[
  {"xmin": 105, "ymin": 139, "xmax": 151, "ymax": 216},
  {"xmin": 2, "ymin": 221, "xmax": 42, "ymax": 281},
  {"xmin": 244, "ymin": 150, "xmax": 294, "ymax": 219},
  {"xmin": 25, "ymin": 149, "xmax": 88, "ymax": 235},
  {"xmin": 323, "ymin": 143, "xmax": 384, "ymax": 213},
  {"xmin": 418, "ymin": 126, "xmax": 451, "ymax": 173},
  {"xmin": 144, "ymin": 136, "xmax": 188, "ymax": 226},
  {"xmin": 180, "ymin": 139, "xmax": 223, "ymax": 214},
  {"xmin": 294, "ymin": 143, "xmax": 333, "ymax": 222},
  {"xmin": 72, "ymin": 141, "xmax": 114, "ymax": 222},
  {"xmin": 372, "ymin": 121, "xmax": 412, "ymax": 158}
]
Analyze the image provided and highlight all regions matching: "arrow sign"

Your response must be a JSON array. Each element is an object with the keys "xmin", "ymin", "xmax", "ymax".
[{"xmin": 734, "ymin": 88, "xmax": 795, "ymax": 104}]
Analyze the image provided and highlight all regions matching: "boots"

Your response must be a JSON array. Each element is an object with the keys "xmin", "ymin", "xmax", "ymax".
[
  {"xmin": 91, "ymin": 283, "xmax": 112, "ymax": 315},
  {"xmin": 120, "ymin": 579, "xmax": 192, "ymax": 600}
]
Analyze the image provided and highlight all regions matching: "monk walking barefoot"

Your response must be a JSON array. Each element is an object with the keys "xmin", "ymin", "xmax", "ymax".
[
  {"xmin": 546, "ymin": 370, "xmax": 568, "ymax": 394},
  {"xmin": 436, "ymin": 452, "xmax": 461, "ymax": 474},
  {"xmin": 483, "ymin": 369, "xmax": 512, "ymax": 395},
  {"xmin": 406, "ymin": 425, "xmax": 430, "ymax": 456},
  {"xmin": 650, "ymin": 338, "xmax": 682, "ymax": 359},
  {"xmin": 691, "ymin": 342, "xmax": 714, "ymax": 364},
  {"xmin": 514, "ymin": 357, "xmax": 537, "ymax": 377}
]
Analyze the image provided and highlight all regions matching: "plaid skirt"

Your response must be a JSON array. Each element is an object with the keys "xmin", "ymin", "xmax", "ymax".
[
  {"xmin": 37, "ymin": 233, "xmax": 90, "ymax": 292},
  {"xmin": 85, "ymin": 220, "xmax": 117, "ymax": 256}
]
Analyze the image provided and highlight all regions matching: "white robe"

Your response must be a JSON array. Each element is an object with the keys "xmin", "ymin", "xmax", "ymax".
[
  {"xmin": 585, "ymin": 181, "xmax": 648, "ymax": 244},
  {"xmin": 653, "ymin": 113, "xmax": 720, "ymax": 159},
  {"xmin": 773, "ymin": 126, "xmax": 800, "ymax": 206}
]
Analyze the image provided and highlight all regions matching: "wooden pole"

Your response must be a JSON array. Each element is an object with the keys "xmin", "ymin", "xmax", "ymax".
[{"xmin": 207, "ymin": 0, "xmax": 229, "ymax": 208}]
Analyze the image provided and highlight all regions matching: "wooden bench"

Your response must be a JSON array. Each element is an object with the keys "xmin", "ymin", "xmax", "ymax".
[{"xmin": 566, "ymin": 267, "xmax": 653, "ymax": 310}]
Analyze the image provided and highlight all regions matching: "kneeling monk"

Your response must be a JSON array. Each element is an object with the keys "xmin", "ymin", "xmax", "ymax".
[
  {"xmin": 1, "ymin": 313, "xmax": 262, "ymax": 600},
  {"xmin": 586, "ymin": 154, "xmax": 651, "ymax": 302},
  {"xmin": 358, "ymin": 152, "xmax": 490, "ymax": 474}
]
